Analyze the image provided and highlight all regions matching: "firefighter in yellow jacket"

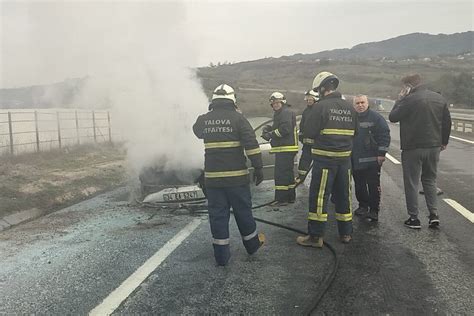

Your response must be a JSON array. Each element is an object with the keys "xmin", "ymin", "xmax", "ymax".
[
  {"xmin": 193, "ymin": 84, "xmax": 265, "ymax": 266},
  {"xmin": 297, "ymin": 72, "xmax": 358, "ymax": 247},
  {"xmin": 261, "ymin": 92, "xmax": 299, "ymax": 206}
]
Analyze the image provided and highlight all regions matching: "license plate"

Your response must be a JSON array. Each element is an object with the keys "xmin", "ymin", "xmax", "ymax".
[{"xmin": 162, "ymin": 190, "xmax": 198, "ymax": 201}]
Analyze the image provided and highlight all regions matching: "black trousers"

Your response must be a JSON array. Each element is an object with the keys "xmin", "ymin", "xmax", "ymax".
[
  {"xmin": 308, "ymin": 157, "xmax": 353, "ymax": 237},
  {"xmin": 352, "ymin": 165, "xmax": 381, "ymax": 212},
  {"xmin": 274, "ymin": 152, "xmax": 297, "ymax": 202}
]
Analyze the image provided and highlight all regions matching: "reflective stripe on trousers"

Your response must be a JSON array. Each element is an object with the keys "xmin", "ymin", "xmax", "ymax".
[{"xmin": 307, "ymin": 157, "xmax": 353, "ymax": 237}]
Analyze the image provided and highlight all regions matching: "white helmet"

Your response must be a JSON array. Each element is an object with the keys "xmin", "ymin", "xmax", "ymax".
[
  {"xmin": 212, "ymin": 84, "xmax": 236, "ymax": 104},
  {"xmin": 269, "ymin": 91, "xmax": 287, "ymax": 104},
  {"xmin": 305, "ymin": 90, "xmax": 320, "ymax": 101},
  {"xmin": 312, "ymin": 71, "xmax": 339, "ymax": 93}
]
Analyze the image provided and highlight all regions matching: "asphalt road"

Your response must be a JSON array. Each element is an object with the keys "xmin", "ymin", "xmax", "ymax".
[{"xmin": 0, "ymin": 129, "xmax": 473, "ymax": 315}]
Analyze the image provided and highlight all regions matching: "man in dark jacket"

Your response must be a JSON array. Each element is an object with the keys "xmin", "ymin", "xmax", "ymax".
[
  {"xmin": 297, "ymin": 72, "xmax": 358, "ymax": 247},
  {"xmin": 296, "ymin": 90, "xmax": 320, "ymax": 184},
  {"xmin": 261, "ymin": 92, "xmax": 299, "ymax": 206},
  {"xmin": 193, "ymin": 84, "xmax": 265, "ymax": 266},
  {"xmin": 389, "ymin": 74, "xmax": 451, "ymax": 229},
  {"xmin": 351, "ymin": 94, "xmax": 391, "ymax": 222}
]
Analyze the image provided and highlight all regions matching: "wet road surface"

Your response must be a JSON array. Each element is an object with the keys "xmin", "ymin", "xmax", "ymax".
[{"xmin": 0, "ymin": 130, "xmax": 473, "ymax": 315}]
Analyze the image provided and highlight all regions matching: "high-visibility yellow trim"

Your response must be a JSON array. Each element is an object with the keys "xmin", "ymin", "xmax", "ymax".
[
  {"xmin": 213, "ymin": 238, "xmax": 230, "ymax": 245},
  {"xmin": 308, "ymin": 212, "xmax": 328, "ymax": 222},
  {"xmin": 317, "ymin": 169, "xmax": 328, "ymax": 215},
  {"xmin": 270, "ymin": 146, "xmax": 299, "ymax": 153},
  {"xmin": 274, "ymin": 129, "xmax": 282, "ymax": 137},
  {"xmin": 298, "ymin": 170, "xmax": 307, "ymax": 175},
  {"xmin": 321, "ymin": 129, "xmax": 355, "ymax": 136},
  {"xmin": 275, "ymin": 185, "xmax": 289, "ymax": 190},
  {"xmin": 242, "ymin": 230, "xmax": 257, "ymax": 241},
  {"xmin": 245, "ymin": 147, "xmax": 261, "ymax": 156},
  {"xmin": 348, "ymin": 169, "xmax": 352, "ymax": 213},
  {"xmin": 205, "ymin": 141, "xmax": 241, "ymax": 149},
  {"xmin": 205, "ymin": 169, "xmax": 249, "ymax": 178},
  {"xmin": 336, "ymin": 212, "xmax": 353, "ymax": 221},
  {"xmin": 288, "ymin": 183, "xmax": 296, "ymax": 189},
  {"xmin": 303, "ymin": 138, "xmax": 314, "ymax": 144},
  {"xmin": 312, "ymin": 149, "xmax": 351, "ymax": 157}
]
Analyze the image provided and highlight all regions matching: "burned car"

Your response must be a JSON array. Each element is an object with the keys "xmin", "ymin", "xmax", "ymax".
[{"xmin": 139, "ymin": 116, "xmax": 301, "ymax": 206}]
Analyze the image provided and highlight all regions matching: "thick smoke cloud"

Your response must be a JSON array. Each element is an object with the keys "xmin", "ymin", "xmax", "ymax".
[{"xmin": 2, "ymin": 1, "xmax": 209, "ymax": 182}]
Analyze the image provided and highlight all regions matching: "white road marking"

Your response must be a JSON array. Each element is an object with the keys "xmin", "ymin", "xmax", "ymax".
[
  {"xmin": 449, "ymin": 135, "xmax": 474, "ymax": 145},
  {"xmin": 89, "ymin": 218, "xmax": 202, "ymax": 316},
  {"xmin": 443, "ymin": 199, "xmax": 474, "ymax": 223},
  {"xmin": 386, "ymin": 153, "xmax": 401, "ymax": 164}
]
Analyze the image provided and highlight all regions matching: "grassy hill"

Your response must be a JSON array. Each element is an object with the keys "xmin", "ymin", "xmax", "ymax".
[
  {"xmin": 198, "ymin": 55, "xmax": 473, "ymax": 116},
  {"xmin": 1, "ymin": 31, "xmax": 472, "ymax": 114}
]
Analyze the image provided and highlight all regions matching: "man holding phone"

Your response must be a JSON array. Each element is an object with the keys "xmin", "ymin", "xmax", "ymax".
[{"xmin": 389, "ymin": 74, "xmax": 451, "ymax": 229}]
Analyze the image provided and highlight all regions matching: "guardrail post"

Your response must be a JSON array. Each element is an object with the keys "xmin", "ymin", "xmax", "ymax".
[
  {"xmin": 8, "ymin": 112, "xmax": 14, "ymax": 155},
  {"xmin": 34, "ymin": 111, "xmax": 40, "ymax": 152},
  {"xmin": 107, "ymin": 111, "xmax": 112, "ymax": 143},
  {"xmin": 56, "ymin": 111, "xmax": 62, "ymax": 149},
  {"xmin": 75, "ymin": 110, "xmax": 80, "ymax": 145},
  {"xmin": 92, "ymin": 111, "xmax": 97, "ymax": 143}
]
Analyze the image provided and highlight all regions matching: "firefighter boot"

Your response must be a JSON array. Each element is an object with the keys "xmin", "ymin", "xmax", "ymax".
[
  {"xmin": 296, "ymin": 235, "xmax": 323, "ymax": 248},
  {"xmin": 246, "ymin": 233, "xmax": 266, "ymax": 255}
]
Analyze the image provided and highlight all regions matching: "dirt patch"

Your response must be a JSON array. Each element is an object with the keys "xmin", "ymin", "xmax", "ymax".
[{"xmin": 0, "ymin": 144, "xmax": 127, "ymax": 220}]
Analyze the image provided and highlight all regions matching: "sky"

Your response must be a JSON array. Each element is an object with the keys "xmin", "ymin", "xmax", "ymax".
[
  {"xmin": 0, "ymin": 0, "xmax": 472, "ymax": 89},
  {"xmin": 0, "ymin": 0, "xmax": 471, "ymax": 180}
]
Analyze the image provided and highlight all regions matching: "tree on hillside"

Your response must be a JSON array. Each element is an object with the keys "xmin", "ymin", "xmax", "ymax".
[{"xmin": 431, "ymin": 72, "xmax": 473, "ymax": 108}]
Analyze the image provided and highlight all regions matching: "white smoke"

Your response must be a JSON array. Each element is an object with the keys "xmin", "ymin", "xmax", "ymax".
[
  {"xmin": 74, "ymin": 2, "xmax": 209, "ymax": 182},
  {"xmin": 1, "ymin": 2, "xmax": 210, "ymax": 180}
]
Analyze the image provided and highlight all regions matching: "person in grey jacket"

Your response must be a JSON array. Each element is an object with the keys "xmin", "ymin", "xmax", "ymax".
[
  {"xmin": 389, "ymin": 74, "xmax": 451, "ymax": 229},
  {"xmin": 352, "ymin": 95, "xmax": 391, "ymax": 222}
]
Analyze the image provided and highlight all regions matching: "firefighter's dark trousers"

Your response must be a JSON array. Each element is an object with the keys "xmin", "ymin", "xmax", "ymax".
[
  {"xmin": 353, "ymin": 165, "xmax": 381, "ymax": 212},
  {"xmin": 308, "ymin": 157, "xmax": 353, "ymax": 237},
  {"xmin": 206, "ymin": 184, "xmax": 261, "ymax": 266},
  {"xmin": 274, "ymin": 152, "xmax": 297, "ymax": 202}
]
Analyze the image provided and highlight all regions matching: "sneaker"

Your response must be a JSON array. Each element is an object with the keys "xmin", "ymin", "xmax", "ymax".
[
  {"xmin": 404, "ymin": 217, "xmax": 421, "ymax": 229},
  {"xmin": 296, "ymin": 235, "xmax": 323, "ymax": 248},
  {"xmin": 269, "ymin": 200, "xmax": 288, "ymax": 207},
  {"xmin": 365, "ymin": 209, "xmax": 379, "ymax": 222},
  {"xmin": 428, "ymin": 214, "xmax": 440, "ymax": 228},
  {"xmin": 340, "ymin": 235, "xmax": 352, "ymax": 243},
  {"xmin": 354, "ymin": 206, "xmax": 368, "ymax": 216}
]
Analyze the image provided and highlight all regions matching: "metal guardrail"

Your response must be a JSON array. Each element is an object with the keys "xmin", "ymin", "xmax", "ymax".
[{"xmin": 0, "ymin": 110, "xmax": 113, "ymax": 156}]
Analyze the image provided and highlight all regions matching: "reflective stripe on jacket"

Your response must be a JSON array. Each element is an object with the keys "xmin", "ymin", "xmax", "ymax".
[
  {"xmin": 351, "ymin": 109, "xmax": 391, "ymax": 170},
  {"xmin": 303, "ymin": 91, "xmax": 358, "ymax": 160},
  {"xmin": 193, "ymin": 99, "xmax": 263, "ymax": 188},
  {"xmin": 270, "ymin": 105, "xmax": 299, "ymax": 153}
]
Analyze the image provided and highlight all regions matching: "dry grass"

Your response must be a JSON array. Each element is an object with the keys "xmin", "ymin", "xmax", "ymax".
[{"xmin": 0, "ymin": 144, "xmax": 126, "ymax": 218}]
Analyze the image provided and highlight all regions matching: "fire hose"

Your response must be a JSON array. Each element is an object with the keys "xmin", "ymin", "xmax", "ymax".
[
  {"xmin": 138, "ymin": 164, "xmax": 339, "ymax": 315},
  {"xmin": 137, "ymin": 119, "xmax": 339, "ymax": 314},
  {"xmin": 191, "ymin": 165, "xmax": 338, "ymax": 315}
]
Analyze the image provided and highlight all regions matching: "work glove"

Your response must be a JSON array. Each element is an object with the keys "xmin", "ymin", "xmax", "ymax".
[
  {"xmin": 262, "ymin": 125, "xmax": 272, "ymax": 133},
  {"xmin": 253, "ymin": 168, "xmax": 264, "ymax": 186},
  {"xmin": 294, "ymin": 174, "xmax": 305, "ymax": 185},
  {"xmin": 261, "ymin": 132, "xmax": 272, "ymax": 141}
]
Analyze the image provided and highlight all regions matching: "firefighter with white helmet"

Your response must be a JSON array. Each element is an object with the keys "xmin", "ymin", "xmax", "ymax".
[
  {"xmin": 261, "ymin": 91, "xmax": 299, "ymax": 206},
  {"xmin": 297, "ymin": 72, "xmax": 358, "ymax": 247},
  {"xmin": 193, "ymin": 84, "xmax": 265, "ymax": 266}
]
